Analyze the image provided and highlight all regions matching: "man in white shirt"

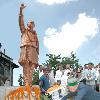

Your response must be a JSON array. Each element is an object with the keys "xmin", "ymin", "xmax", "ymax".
[
  {"xmin": 39, "ymin": 65, "xmax": 44, "ymax": 79},
  {"xmin": 64, "ymin": 64, "xmax": 71, "ymax": 77},
  {"xmin": 55, "ymin": 64, "xmax": 63, "ymax": 97},
  {"xmin": 61, "ymin": 71, "xmax": 70, "ymax": 96},
  {"xmin": 85, "ymin": 63, "xmax": 96, "ymax": 90},
  {"xmin": 55, "ymin": 64, "xmax": 63, "ymax": 83}
]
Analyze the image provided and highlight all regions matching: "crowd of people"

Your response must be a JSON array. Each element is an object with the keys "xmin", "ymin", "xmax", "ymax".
[{"xmin": 37, "ymin": 63, "xmax": 100, "ymax": 100}]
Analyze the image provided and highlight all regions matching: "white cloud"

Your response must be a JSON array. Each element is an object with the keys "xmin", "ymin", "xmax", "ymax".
[
  {"xmin": 37, "ymin": 0, "xmax": 78, "ymax": 5},
  {"xmin": 43, "ymin": 13, "xmax": 99, "ymax": 56}
]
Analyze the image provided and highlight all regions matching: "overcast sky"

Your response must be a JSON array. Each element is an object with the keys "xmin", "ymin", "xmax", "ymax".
[{"xmin": 0, "ymin": 0, "xmax": 100, "ymax": 86}]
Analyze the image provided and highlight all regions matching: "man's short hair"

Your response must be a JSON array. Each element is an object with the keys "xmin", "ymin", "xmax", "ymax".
[
  {"xmin": 88, "ymin": 62, "xmax": 94, "ymax": 66},
  {"xmin": 43, "ymin": 67, "xmax": 49, "ymax": 72}
]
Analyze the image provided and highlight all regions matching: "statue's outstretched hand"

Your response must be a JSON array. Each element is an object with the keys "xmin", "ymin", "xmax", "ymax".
[{"xmin": 20, "ymin": 4, "xmax": 26, "ymax": 9}]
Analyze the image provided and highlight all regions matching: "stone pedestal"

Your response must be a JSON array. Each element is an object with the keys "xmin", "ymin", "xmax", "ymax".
[
  {"xmin": 0, "ymin": 86, "xmax": 18, "ymax": 100},
  {"xmin": 0, "ymin": 86, "xmax": 36, "ymax": 100}
]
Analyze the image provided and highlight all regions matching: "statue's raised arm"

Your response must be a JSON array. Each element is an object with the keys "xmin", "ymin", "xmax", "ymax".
[{"xmin": 19, "ymin": 4, "xmax": 26, "ymax": 33}]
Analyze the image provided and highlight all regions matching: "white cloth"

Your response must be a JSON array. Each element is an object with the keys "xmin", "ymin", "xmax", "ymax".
[
  {"xmin": 95, "ymin": 69, "xmax": 99, "ymax": 81},
  {"xmin": 85, "ymin": 68, "xmax": 96, "ymax": 86},
  {"xmin": 39, "ymin": 70, "xmax": 43, "ymax": 79},
  {"xmin": 97, "ymin": 73, "xmax": 100, "ymax": 92},
  {"xmin": 80, "ymin": 69, "xmax": 88, "ymax": 81},
  {"xmin": 64, "ymin": 69, "xmax": 71, "ymax": 76},
  {"xmin": 52, "ymin": 91, "xmax": 59, "ymax": 100},
  {"xmin": 49, "ymin": 70, "xmax": 55, "ymax": 86},
  {"xmin": 55, "ymin": 70, "xmax": 62, "ymax": 82},
  {"xmin": 61, "ymin": 75, "xmax": 68, "ymax": 96}
]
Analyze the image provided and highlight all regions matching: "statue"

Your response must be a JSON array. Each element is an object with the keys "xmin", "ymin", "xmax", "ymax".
[{"xmin": 18, "ymin": 4, "xmax": 39, "ymax": 86}]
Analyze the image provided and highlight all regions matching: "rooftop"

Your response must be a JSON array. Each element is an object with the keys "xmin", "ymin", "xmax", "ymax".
[{"xmin": 0, "ymin": 51, "xmax": 19, "ymax": 68}]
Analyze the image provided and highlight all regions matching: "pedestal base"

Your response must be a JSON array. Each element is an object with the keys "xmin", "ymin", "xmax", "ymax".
[
  {"xmin": 0, "ymin": 86, "xmax": 37, "ymax": 100},
  {"xmin": 0, "ymin": 86, "xmax": 18, "ymax": 100}
]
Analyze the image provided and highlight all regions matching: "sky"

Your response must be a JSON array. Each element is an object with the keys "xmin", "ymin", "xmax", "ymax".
[{"xmin": 0, "ymin": 0, "xmax": 100, "ymax": 86}]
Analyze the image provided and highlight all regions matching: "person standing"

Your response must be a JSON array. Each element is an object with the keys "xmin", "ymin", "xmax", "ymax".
[
  {"xmin": 18, "ymin": 4, "xmax": 39, "ymax": 86},
  {"xmin": 39, "ymin": 65, "xmax": 44, "ymax": 79},
  {"xmin": 97, "ymin": 69, "xmax": 100, "ymax": 92},
  {"xmin": 55, "ymin": 64, "xmax": 63, "ymax": 97},
  {"xmin": 61, "ymin": 71, "xmax": 70, "ymax": 96},
  {"xmin": 64, "ymin": 64, "xmax": 71, "ymax": 77},
  {"xmin": 48, "ymin": 65, "xmax": 55, "ymax": 86},
  {"xmin": 55, "ymin": 64, "xmax": 63, "ymax": 84},
  {"xmin": 39, "ymin": 68, "xmax": 51, "ymax": 100},
  {"xmin": 39, "ymin": 68, "xmax": 50, "ymax": 92},
  {"xmin": 85, "ymin": 63, "xmax": 96, "ymax": 90}
]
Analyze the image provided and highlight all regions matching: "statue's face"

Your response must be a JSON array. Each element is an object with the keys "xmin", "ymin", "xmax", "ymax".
[{"xmin": 27, "ymin": 21, "xmax": 35, "ymax": 30}]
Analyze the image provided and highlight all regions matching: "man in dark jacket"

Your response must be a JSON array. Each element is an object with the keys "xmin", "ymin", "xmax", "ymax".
[{"xmin": 61, "ymin": 77, "xmax": 100, "ymax": 100}]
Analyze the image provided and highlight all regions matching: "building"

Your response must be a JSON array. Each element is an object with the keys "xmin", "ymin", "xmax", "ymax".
[{"xmin": 0, "ymin": 51, "xmax": 19, "ymax": 86}]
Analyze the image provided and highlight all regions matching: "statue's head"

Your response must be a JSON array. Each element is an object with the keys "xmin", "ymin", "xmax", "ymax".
[{"xmin": 27, "ymin": 20, "xmax": 35, "ymax": 30}]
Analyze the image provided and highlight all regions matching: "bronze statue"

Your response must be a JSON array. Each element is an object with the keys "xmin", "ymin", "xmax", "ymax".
[{"xmin": 18, "ymin": 4, "xmax": 39, "ymax": 86}]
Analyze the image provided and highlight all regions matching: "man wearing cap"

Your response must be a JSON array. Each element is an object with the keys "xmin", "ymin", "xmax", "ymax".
[
  {"xmin": 18, "ymin": 4, "xmax": 39, "ymax": 86},
  {"xmin": 61, "ymin": 77, "xmax": 100, "ymax": 100}
]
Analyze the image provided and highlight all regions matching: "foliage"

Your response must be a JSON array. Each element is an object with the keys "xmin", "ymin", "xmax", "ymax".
[
  {"xmin": 43, "ymin": 54, "xmax": 61, "ymax": 70},
  {"xmin": 61, "ymin": 51, "xmax": 81, "ymax": 69},
  {"xmin": 18, "ymin": 74, "xmax": 24, "ymax": 86},
  {"xmin": 43, "ymin": 52, "xmax": 81, "ymax": 72},
  {"xmin": 32, "ymin": 70, "xmax": 39, "ymax": 85}
]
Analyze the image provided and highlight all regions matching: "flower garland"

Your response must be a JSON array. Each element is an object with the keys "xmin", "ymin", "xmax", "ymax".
[{"xmin": 5, "ymin": 84, "xmax": 41, "ymax": 100}]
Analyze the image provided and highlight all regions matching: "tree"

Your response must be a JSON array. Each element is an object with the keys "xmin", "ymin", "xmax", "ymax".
[
  {"xmin": 18, "ymin": 74, "xmax": 24, "ymax": 86},
  {"xmin": 32, "ymin": 70, "xmax": 39, "ymax": 85},
  {"xmin": 70, "ymin": 51, "xmax": 81, "ymax": 69},
  {"xmin": 43, "ymin": 54, "xmax": 61, "ymax": 71},
  {"xmin": 43, "ymin": 52, "xmax": 81, "ymax": 71}
]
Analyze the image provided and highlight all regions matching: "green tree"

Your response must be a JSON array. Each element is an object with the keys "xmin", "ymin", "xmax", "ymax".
[
  {"xmin": 70, "ymin": 51, "xmax": 81, "ymax": 68},
  {"xmin": 32, "ymin": 70, "xmax": 39, "ymax": 85},
  {"xmin": 61, "ymin": 51, "xmax": 81, "ymax": 69},
  {"xmin": 18, "ymin": 74, "xmax": 24, "ymax": 86},
  {"xmin": 42, "ymin": 54, "xmax": 61, "ymax": 75},
  {"xmin": 43, "ymin": 52, "xmax": 81, "ymax": 71}
]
